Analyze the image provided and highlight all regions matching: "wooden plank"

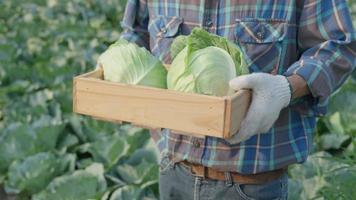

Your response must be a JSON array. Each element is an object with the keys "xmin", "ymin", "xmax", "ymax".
[
  {"xmin": 73, "ymin": 79, "xmax": 77, "ymax": 113},
  {"xmin": 227, "ymin": 89, "xmax": 252, "ymax": 138},
  {"xmin": 73, "ymin": 76, "xmax": 226, "ymax": 137},
  {"xmin": 76, "ymin": 68, "xmax": 103, "ymax": 79},
  {"xmin": 75, "ymin": 76, "xmax": 223, "ymax": 101}
]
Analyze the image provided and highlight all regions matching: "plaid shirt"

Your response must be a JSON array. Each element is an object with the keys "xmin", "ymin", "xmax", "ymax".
[{"xmin": 120, "ymin": 0, "xmax": 356, "ymax": 174}]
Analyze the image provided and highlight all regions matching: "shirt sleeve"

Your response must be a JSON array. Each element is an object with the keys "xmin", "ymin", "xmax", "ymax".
[
  {"xmin": 120, "ymin": 0, "xmax": 149, "ymax": 49},
  {"xmin": 284, "ymin": 0, "xmax": 356, "ymax": 115}
]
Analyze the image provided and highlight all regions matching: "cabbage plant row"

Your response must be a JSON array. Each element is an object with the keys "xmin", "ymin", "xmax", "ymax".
[
  {"xmin": 0, "ymin": 0, "xmax": 159, "ymax": 199},
  {"xmin": 0, "ymin": 0, "xmax": 355, "ymax": 200}
]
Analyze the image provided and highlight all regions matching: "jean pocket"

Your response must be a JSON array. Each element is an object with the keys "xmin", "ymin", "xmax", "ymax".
[
  {"xmin": 233, "ymin": 172, "xmax": 288, "ymax": 200},
  {"xmin": 159, "ymin": 154, "xmax": 175, "ymax": 175}
]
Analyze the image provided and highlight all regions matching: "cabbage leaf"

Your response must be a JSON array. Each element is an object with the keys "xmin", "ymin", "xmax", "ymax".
[
  {"xmin": 171, "ymin": 28, "xmax": 248, "ymax": 75},
  {"xmin": 32, "ymin": 163, "xmax": 107, "ymax": 200},
  {"xmin": 167, "ymin": 28, "xmax": 246, "ymax": 96},
  {"xmin": 4, "ymin": 152, "xmax": 75, "ymax": 195},
  {"xmin": 168, "ymin": 46, "xmax": 236, "ymax": 96},
  {"xmin": 98, "ymin": 39, "xmax": 167, "ymax": 88}
]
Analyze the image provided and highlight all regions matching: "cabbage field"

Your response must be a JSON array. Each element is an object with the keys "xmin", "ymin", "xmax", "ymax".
[{"xmin": 0, "ymin": 0, "xmax": 355, "ymax": 200}]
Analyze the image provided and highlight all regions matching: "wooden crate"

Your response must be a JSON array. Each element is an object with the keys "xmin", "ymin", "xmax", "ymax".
[{"xmin": 73, "ymin": 68, "xmax": 251, "ymax": 139}]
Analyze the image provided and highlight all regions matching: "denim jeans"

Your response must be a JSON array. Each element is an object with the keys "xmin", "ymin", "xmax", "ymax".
[{"xmin": 159, "ymin": 155, "xmax": 288, "ymax": 200}]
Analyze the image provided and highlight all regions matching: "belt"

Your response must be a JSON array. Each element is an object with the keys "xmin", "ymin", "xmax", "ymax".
[{"xmin": 178, "ymin": 160, "xmax": 287, "ymax": 185}]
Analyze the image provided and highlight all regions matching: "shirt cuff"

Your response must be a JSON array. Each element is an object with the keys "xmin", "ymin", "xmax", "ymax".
[{"xmin": 284, "ymin": 57, "xmax": 331, "ymax": 115}]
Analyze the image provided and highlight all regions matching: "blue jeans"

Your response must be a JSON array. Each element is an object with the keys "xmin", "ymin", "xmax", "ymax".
[{"xmin": 159, "ymin": 155, "xmax": 288, "ymax": 200}]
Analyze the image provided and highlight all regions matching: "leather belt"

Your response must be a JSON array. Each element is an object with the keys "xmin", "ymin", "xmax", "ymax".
[{"xmin": 179, "ymin": 160, "xmax": 287, "ymax": 185}]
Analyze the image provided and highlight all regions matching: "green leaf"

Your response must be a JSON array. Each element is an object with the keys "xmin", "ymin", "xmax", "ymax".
[
  {"xmin": 325, "ymin": 112, "xmax": 345, "ymax": 135},
  {"xmin": 327, "ymin": 80, "xmax": 356, "ymax": 136},
  {"xmin": 289, "ymin": 151, "xmax": 354, "ymax": 199},
  {"xmin": 0, "ymin": 124, "xmax": 63, "ymax": 174},
  {"xmin": 125, "ymin": 148, "xmax": 158, "ymax": 166},
  {"xmin": 119, "ymin": 125, "xmax": 150, "ymax": 155},
  {"xmin": 4, "ymin": 152, "xmax": 75, "ymax": 195},
  {"xmin": 98, "ymin": 39, "xmax": 167, "ymax": 88},
  {"xmin": 170, "ymin": 35, "xmax": 188, "ymax": 59},
  {"xmin": 318, "ymin": 133, "xmax": 350, "ymax": 150},
  {"xmin": 109, "ymin": 185, "xmax": 142, "ymax": 200},
  {"xmin": 68, "ymin": 115, "xmax": 119, "ymax": 143},
  {"xmin": 116, "ymin": 159, "xmax": 158, "ymax": 185},
  {"xmin": 68, "ymin": 116, "xmax": 86, "ymax": 142},
  {"xmin": 108, "ymin": 182, "xmax": 158, "ymax": 200},
  {"xmin": 89, "ymin": 134, "xmax": 128, "ymax": 169},
  {"xmin": 287, "ymin": 179, "xmax": 306, "ymax": 200},
  {"xmin": 320, "ymin": 166, "xmax": 356, "ymax": 199},
  {"xmin": 76, "ymin": 158, "xmax": 95, "ymax": 170},
  {"xmin": 185, "ymin": 28, "xmax": 247, "ymax": 75},
  {"xmin": 75, "ymin": 133, "xmax": 128, "ymax": 170},
  {"xmin": 56, "ymin": 133, "xmax": 79, "ymax": 151},
  {"xmin": 168, "ymin": 28, "xmax": 247, "ymax": 96},
  {"xmin": 32, "ymin": 163, "xmax": 107, "ymax": 200}
]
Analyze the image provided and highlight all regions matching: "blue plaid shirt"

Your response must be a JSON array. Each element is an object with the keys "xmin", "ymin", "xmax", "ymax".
[{"xmin": 120, "ymin": 0, "xmax": 356, "ymax": 174}]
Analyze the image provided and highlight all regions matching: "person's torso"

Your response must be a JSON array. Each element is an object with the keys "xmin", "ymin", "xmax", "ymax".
[
  {"xmin": 144, "ymin": 0, "xmax": 317, "ymax": 174},
  {"xmin": 146, "ymin": 0, "xmax": 301, "ymax": 77}
]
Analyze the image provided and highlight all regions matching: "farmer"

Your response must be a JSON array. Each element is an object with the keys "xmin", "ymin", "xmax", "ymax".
[{"xmin": 119, "ymin": 0, "xmax": 356, "ymax": 199}]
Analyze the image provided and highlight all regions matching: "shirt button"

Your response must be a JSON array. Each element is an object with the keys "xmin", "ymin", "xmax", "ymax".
[
  {"xmin": 193, "ymin": 140, "xmax": 200, "ymax": 148},
  {"xmin": 161, "ymin": 27, "xmax": 167, "ymax": 34},
  {"xmin": 256, "ymin": 31, "xmax": 263, "ymax": 39}
]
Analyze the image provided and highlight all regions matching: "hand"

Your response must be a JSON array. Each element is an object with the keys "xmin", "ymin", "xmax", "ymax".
[{"xmin": 227, "ymin": 73, "xmax": 291, "ymax": 144}]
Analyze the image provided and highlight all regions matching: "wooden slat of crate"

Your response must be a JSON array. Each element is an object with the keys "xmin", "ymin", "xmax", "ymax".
[{"xmin": 224, "ymin": 90, "xmax": 251, "ymax": 138}]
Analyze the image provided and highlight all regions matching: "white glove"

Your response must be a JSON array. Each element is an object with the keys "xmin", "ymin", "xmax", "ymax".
[{"xmin": 227, "ymin": 73, "xmax": 291, "ymax": 144}]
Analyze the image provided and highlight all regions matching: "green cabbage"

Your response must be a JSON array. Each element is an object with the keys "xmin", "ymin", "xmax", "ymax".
[
  {"xmin": 170, "ymin": 28, "xmax": 248, "ymax": 75},
  {"xmin": 167, "ymin": 46, "xmax": 236, "ymax": 96},
  {"xmin": 98, "ymin": 39, "xmax": 167, "ymax": 88},
  {"xmin": 167, "ymin": 28, "xmax": 246, "ymax": 96},
  {"xmin": 32, "ymin": 163, "xmax": 107, "ymax": 200},
  {"xmin": 170, "ymin": 35, "xmax": 188, "ymax": 59},
  {"xmin": 4, "ymin": 152, "xmax": 75, "ymax": 195}
]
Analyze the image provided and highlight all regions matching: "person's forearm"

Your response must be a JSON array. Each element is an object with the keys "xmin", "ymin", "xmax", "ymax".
[{"xmin": 287, "ymin": 74, "xmax": 310, "ymax": 99}]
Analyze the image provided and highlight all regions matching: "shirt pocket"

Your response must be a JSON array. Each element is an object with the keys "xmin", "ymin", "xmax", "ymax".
[
  {"xmin": 234, "ymin": 18, "xmax": 288, "ymax": 74},
  {"xmin": 148, "ymin": 15, "xmax": 183, "ymax": 63}
]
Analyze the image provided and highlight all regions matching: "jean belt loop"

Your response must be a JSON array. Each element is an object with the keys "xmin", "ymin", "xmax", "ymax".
[
  {"xmin": 203, "ymin": 166, "xmax": 208, "ymax": 179},
  {"xmin": 169, "ymin": 154, "xmax": 177, "ymax": 169},
  {"xmin": 224, "ymin": 171, "xmax": 233, "ymax": 186}
]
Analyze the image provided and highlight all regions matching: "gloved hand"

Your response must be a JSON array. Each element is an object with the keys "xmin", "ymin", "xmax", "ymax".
[{"xmin": 227, "ymin": 73, "xmax": 291, "ymax": 144}]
